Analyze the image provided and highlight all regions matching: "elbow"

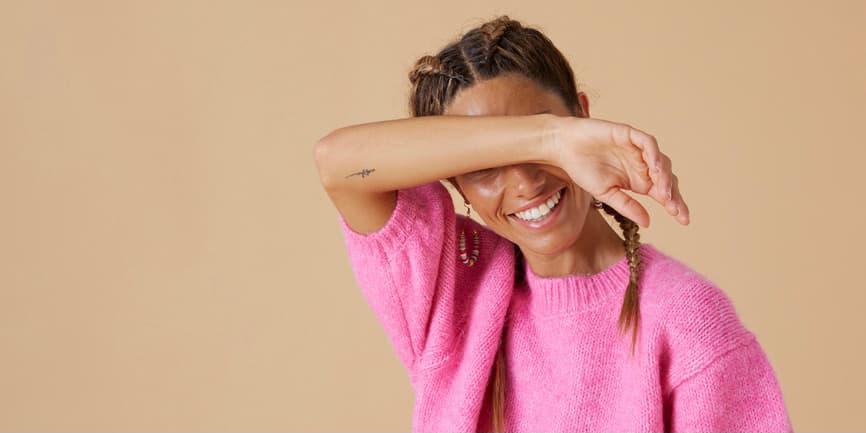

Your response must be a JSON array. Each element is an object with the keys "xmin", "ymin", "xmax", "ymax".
[{"xmin": 313, "ymin": 131, "xmax": 341, "ymax": 190}]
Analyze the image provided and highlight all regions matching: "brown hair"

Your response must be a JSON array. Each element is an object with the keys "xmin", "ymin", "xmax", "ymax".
[{"xmin": 408, "ymin": 15, "xmax": 642, "ymax": 432}]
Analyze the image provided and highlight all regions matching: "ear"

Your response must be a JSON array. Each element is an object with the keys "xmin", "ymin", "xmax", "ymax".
[{"xmin": 577, "ymin": 91, "xmax": 590, "ymax": 117}]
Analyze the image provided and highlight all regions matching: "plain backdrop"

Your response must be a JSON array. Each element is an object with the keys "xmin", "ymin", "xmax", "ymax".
[{"xmin": 2, "ymin": 0, "xmax": 865, "ymax": 431}]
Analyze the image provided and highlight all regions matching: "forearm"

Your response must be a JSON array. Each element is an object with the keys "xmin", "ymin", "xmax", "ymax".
[{"xmin": 314, "ymin": 113, "xmax": 560, "ymax": 193}]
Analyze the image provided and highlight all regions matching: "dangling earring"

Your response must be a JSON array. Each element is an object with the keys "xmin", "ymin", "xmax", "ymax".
[
  {"xmin": 591, "ymin": 197, "xmax": 604, "ymax": 209},
  {"xmin": 459, "ymin": 201, "xmax": 480, "ymax": 267}
]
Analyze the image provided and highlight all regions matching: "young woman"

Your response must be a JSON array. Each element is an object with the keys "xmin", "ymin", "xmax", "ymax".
[{"xmin": 314, "ymin": 15, "xmax": 792, "ymax": 433}]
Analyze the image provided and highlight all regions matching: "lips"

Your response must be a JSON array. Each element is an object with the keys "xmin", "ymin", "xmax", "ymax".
[
  {"xmin": 507, "ymin": 187, "xmax": 567, "ymax": 229},
  {"xmin": 508, "ymin": 188, "xmax": 567, "ymax": 229},
  {"xmin": 508, "ymin": 187, "xmax": 566, "ymax": 216},
  {"xmin": 516, "ymin": 190, "xmax": 561, "ymax": 221}
]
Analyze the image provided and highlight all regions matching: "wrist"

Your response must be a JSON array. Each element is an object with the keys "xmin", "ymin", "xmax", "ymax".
[{"xmin": 538, "ymin": 113, "xmax": 566, "ymax": 166}]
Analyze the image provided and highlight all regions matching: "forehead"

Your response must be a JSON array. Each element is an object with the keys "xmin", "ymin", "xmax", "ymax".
[{"xmin": 443, "ymin": 73, "xmax": 566, "ymax": 116}]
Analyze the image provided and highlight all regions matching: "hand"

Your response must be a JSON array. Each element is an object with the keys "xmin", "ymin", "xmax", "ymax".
[{"xmin": 553, "ymin": 117, "xmax": 689, "ymax": 228}]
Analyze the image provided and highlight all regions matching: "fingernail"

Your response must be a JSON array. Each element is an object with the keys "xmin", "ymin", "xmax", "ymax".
[{"xmin": 667, "ymin": 188, "xmax": 672, "ymax": 201}]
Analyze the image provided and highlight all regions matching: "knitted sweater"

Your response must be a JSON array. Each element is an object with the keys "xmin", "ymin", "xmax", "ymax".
[{"xmin": 337, "ymin": 181, "xmax": 793, "ymax": 432}]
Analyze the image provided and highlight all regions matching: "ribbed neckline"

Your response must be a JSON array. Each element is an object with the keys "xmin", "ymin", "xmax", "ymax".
[{"xmin": 519, "ymin": 243, "xmax": 659, "ymax": 316}]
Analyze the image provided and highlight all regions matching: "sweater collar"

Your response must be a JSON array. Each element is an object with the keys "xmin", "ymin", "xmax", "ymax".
[{"xmin": 519, "ymin": 243, "xmax": 658, "ymax": 316}]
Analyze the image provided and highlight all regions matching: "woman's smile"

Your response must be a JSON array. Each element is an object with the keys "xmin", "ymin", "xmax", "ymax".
[{"xmin": 507, "ymin": 186, "xmax": 568, "ymax": 230}]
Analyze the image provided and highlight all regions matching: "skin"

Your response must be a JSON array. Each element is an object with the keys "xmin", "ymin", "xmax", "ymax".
[
  {"xmin": 316, "ymin": 74, "xmax": 690, "ymax": 276},
  {"xmin": 444, "ymin": 74, "xmax": 657, "ymax": 277}
]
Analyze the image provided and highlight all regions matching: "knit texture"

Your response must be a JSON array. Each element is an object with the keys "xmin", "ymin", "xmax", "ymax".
[{"xmin": 337, "ymin": 181, "xmax": 793, "ymax": 432}]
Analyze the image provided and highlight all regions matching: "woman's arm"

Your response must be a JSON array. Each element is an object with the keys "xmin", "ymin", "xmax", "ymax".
[
  {"xmin": 314, "ymin": 114, "xmax": 557, "ymax": 234},
  {"xmin": 666, "ymin": 337, "xmax": 793, "ymax": 432},
  {"xmin": 313, "ymin": 113, "xmax": 686, "ymax": 234}
]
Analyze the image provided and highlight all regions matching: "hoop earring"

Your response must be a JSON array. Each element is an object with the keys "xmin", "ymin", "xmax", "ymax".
[
  {"xmin": 459, "ymin": 202, "xmax": 480, "ymax": 267},
  {"xmin": 591, "ymin": 197, "xmax": 604, "ymax": 209}
]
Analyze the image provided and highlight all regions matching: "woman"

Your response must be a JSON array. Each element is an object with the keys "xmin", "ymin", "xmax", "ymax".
[{"xmin": 314, "ymin": 16, "xmax": 792, "ymax": 433}]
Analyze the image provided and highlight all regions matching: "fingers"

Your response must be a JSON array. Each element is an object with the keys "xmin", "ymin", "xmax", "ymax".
[
  {"xmin": 597, "ymin": 188, "xmax": 650, "ymax": 228},
  {"xmin": 651, "ymin": 154, "xmax": 674, "ymax": 205},
  {"xmin": 627, "ymin": 127, "xmax": 663, "ymax": 180},
  {"xmin": 666, "ymin": 175, "xmax": 690, "ymax": 225},
  {"xmin": 624, "ymin": 146, "xmax": 653, "ymax": 195},
  {"xmin": 625, "ymin": 125, "xmax": 691, "ymax": 226},
  {"xmin": 627, "ymin": 127, "xmax": 661, "ymax": 168},
  {"xmin": 626, "ymin": 126, "xmax": 673, "ymax": 205},
  {"xmin": 600, "ymin": 121, "xmax": 689, "ymax": 227}
]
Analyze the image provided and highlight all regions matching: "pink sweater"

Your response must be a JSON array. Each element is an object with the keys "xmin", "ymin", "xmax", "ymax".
[{"xmin": 337, "ymin": 181, "xmax": 793, "ymax": 432}]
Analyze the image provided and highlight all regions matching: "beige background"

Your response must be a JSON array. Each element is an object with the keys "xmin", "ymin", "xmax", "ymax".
[{"xmin": 1, "ymin": 0, "xmax": 864, "ymax": 431}]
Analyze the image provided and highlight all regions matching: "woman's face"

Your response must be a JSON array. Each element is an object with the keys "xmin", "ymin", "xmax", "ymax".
[{"xmin": 443, "ymin": 73, "xmax": 593, "ymax": 257}]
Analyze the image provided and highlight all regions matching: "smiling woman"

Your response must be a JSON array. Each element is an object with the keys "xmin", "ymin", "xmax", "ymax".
[
  {"xmin": 313, "ymin": 15, "xmax": 792, "ymax": 432},
  {"xmin": 442, "ymin": 73, "xmax": 629, "ymax": 279}
]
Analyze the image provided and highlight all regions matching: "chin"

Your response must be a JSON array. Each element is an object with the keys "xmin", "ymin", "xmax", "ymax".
[{"xmin": 518, "ymin": 232, "xmax": 581, "ymax": 256}]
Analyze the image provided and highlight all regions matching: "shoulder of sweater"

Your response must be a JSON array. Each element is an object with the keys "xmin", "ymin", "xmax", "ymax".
[
  {"xmin": 339, "ymin": 181, "xmax": 455, "ymax": 250},
  {"xmin": 639, "ymin": 245, "xmax": 756, "ymax": 388},
  {"xmin": 638, "ymin": 244, "xmax": 740, "ymax": 319}
]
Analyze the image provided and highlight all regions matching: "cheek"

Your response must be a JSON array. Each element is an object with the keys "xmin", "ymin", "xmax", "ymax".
[
  {"xmin": 462, "ymin": 179, "xmax": 505, "ymax": 212},
  {"xmin": 569, "ymin": 185, "xmax": 591, "ymax": 206},
  {"xmin": 473, "ymin": 187, "xmax": 502, "ymax": 205}
]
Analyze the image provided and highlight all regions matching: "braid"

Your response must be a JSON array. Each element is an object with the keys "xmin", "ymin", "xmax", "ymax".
[
  {"xmin": 408, "ymin": 53, "xmax": 471, "ymax": 116},
  {"xmin": 478, "ymin": 16, "xmax": 520, "ymax": 66},
  {"xmin": 409, "ymin": 55, "xmax": 468, "ymax": 85},
  {"xmin": 600, "ymin": 203, "xmax": 642, "ymax": 357}
]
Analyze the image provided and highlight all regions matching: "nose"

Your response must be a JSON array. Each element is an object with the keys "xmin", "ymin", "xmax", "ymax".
[{"xmin": 505, "ymin": 164, "xmax": 546, "ymax": 198}]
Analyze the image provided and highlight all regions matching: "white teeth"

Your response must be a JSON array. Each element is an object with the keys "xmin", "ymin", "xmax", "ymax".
[
  {"xmin": 538, "ymin": 203, "xmax": 550, "ymax": 215},
  {"xmin": 513, "ymin": 189, "xmax": 563, "ymax": 222}
]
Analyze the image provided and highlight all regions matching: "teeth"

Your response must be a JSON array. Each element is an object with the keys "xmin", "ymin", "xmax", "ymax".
[
  {"xmin": 514, "ymin": 189, "xmax": 562, "ymax": 222},
  {"xmin": 537, "ymin": 204, "xmax": 549, "ymax": 216}
]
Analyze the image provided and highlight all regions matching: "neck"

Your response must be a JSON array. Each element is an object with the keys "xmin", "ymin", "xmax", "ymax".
[{"xmin": 521, "ymin": 209, "xmax": 626, "ymax": 277}]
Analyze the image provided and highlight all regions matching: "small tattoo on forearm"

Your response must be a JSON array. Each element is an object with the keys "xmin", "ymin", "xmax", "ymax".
[{"xmin": 345, "ymin": 168, "xmax": 376, "ymax": 179}]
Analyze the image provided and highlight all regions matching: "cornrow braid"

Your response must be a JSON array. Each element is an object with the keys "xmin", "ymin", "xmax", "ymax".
[
  {"xmin": 600, "ymin": 203, "xmax": 642, "ymax": 356},
  {"xmin": 408, "ymin": 52, "xmax": 471, "ymax": 117},
  {"xmin": 478, "ymin": 16, "xmax": 521, "ymax": 68},
  {"xmin": 409, "ymin": 55, "xmax": 469, "ymax": 85}
]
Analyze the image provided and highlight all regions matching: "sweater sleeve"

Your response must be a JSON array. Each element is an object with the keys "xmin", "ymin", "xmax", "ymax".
[
  {"xmin": 661, "ymin": 279, "xmax": 794, "ymax": 432},
  {"xmin": 667, "ymin": 337, "xmax": 793, "ymax": 432},
  {"xmin": 336, "ymin": 181, "xmax": 456, "ymax": 374}
]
